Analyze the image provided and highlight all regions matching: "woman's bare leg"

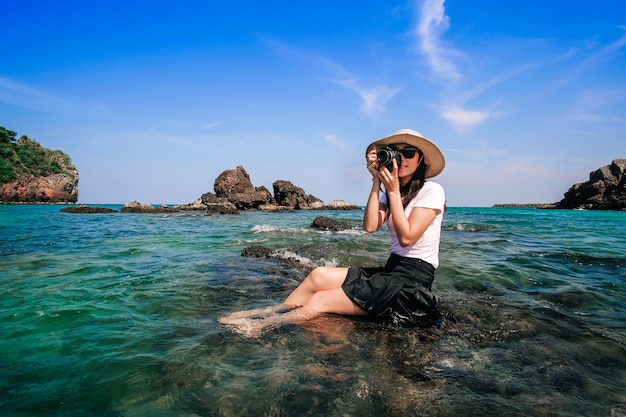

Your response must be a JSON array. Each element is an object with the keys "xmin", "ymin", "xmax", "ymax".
[
  {"xmin": 219, "ymin": 266, "xmax": 349, "ymax": 324},
  {"xmin": 221, "ymin": 267, "xmax": 368, "ymax": 337},
  {"xmin": 224, "ymin": 288, "xmax": 368, "ymax": 337},
  {"xmin": 284, "ymin": 266, "xmax": 350, "ymax": 306}
]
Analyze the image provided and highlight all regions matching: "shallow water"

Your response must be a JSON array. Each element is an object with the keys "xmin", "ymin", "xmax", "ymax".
[{"xmin": 1, "ymin": 205, "xmax": 625, "ymax": 416}]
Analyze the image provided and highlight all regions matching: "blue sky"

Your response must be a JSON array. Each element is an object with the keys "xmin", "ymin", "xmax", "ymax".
[{"xmin": 2, "ymin": 0, "xmax": 625, "ymax": 206}]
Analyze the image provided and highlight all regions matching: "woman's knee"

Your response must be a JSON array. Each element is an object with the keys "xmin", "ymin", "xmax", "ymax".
[
  {"xmin": 306, "ymin": 266, "xmax": 346, "ymax": 290},
  {"xmin": 304, "ymin": 288, "xmax": 363, "ymax": 315}
]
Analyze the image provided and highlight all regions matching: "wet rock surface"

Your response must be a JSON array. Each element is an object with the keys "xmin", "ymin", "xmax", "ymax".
[{"xmin": 310, "ymin": 215, "xmax": 351, "ymax": 231}]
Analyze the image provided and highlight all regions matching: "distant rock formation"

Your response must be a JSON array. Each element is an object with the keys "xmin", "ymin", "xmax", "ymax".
[
  {"xmin": 0, "ymin": 127, "xmax": 79, "ymax": 203},
  {"xmin": 61, "ymin": 165, "xmax": 360, "ymax": 214},
  {"xmin": 213, "ymin": 166, "xmax": 275, "ymax": 209},
  {"xmin": 325, "ymin": 200, "xmax": 361, "ymax": 210},
  {"xmin": 120, "ymin": 201, "xmax": 173, "ymax": 213},
  {"xmin": 205, "ymin": 166, "xmax": 350, "ymax": 211},
  {"xmin": 1, "ymin": 173, "xmax": 79, "ymax": 203},
  {"xmin": 492, "ymin": 203, "xmax": 556, "ymax": 209},
  {"xmin": 272, "ymin": 180, "xmax": 324, "ymax": 210},
  {"xmin": 61, "ymin": 205, "xmax": 117, "ymax": 213},
  {"xmin": 554, "ymin": 158, "xmax": 626, "ymax": 210}
]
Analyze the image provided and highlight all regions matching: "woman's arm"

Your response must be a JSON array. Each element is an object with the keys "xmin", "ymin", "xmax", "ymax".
[
  {"xmin": 363, "ymin": 177, "xmax": 387, "ymax": 232},
  {"xmin": 390, "ymin": 203, "xmax": 437, "ymax": 247},
  {"xmin": 380, "ymin": 159, "xmax": 438, "ymax": 246},
  {"xmin": 363, "ymin": 147, "xmax": 387, "ymax": 232}
]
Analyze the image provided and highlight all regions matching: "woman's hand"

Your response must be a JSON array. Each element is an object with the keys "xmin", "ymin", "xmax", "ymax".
[
  {"xmin": 378, "ymin": 159, "xmax": 400, "ymax": 195},
  {"xmin": 366, "ymin": 148, "xmax": 400, "ymax": 193},
  {"xmin": 366, "ymin": 148, "xmax": 379, "ymax": 177}
]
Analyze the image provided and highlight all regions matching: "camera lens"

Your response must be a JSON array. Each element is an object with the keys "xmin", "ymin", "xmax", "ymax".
[
  {"xmin": 376, "ymin": 147, "xmax": 400, "ymax": 170},
  {"xmin": 377, "ymin": 149, "xmax": 393, "ymax": 165}
]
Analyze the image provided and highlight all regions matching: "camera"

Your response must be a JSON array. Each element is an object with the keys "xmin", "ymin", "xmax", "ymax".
[{"xmin": 377, "ymin": 147, "xmax": 401, "ymax": 171}]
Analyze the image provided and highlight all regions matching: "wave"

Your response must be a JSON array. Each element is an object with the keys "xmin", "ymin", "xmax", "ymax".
[
  {"xmin": 442, "ymin": 223, "xmax": 499, "ymax": 233},
  {"xmin": 251, "ymin": 224, "xmax": 303, "ymax": 234},
  {"xmin": 251, "ymin": 224, "xmax": 366, "ymax": 236},
  {"xmin": 272, "ymin": 248, "xmax": 339, "ymax": 268}
]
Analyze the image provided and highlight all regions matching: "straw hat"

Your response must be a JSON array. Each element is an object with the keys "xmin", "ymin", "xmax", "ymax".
[{"xmin": 367, "ymin": 128, "xmax": 445, "ymax": 178}]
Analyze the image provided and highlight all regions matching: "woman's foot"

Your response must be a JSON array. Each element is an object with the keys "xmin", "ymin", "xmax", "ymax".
[
  {"xmin": 220, "ymin": 307, "xmax": 320, "ymax": 338},
  {"xmin": 218, "ymin": 303, "xmax": 295, "ymax": 325},
  {"xmin": 224, "ymin": 317, "xmax": 272, "ymax": 338}
]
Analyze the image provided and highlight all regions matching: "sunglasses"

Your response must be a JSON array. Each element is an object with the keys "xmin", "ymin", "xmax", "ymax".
[{"xmin": 392, "ymin": 146, "xmax": 419, "ymax": 159}]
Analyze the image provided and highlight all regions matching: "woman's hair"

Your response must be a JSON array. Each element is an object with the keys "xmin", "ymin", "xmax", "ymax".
[{"xmin": 400, "ymin": 149, "xmax": 428, "ymax": 208}]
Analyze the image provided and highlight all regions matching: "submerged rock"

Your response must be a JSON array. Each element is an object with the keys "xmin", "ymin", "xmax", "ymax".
[
  {"xmin": 242, "ymin": 246, "xmax": 274, "ymax": 258},
  {"xmin": 241, "ymin": 245, "xmax": 312, "ymax": 273},
  {"xmin": 310, "ymin": 216, "xmax": 351, "ymax": 231}
]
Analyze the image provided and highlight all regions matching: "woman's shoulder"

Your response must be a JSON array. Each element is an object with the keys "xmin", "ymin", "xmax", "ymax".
[
  {"xmin": 410, "ymin": 181, "xmax": 445, "ymax": 207},
  {"xmin": 423, "ymin": 181, "xmax": 444, "ymax": 193}
]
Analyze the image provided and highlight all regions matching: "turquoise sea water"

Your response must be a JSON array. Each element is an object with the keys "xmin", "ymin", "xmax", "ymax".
[{"xmin": 1, "ymin": 205, "xmax": 625, "ymax": 416}]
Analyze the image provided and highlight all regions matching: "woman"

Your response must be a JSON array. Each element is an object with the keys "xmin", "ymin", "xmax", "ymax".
[{"xmin": 219, "ymin": 128, "xmax": 446, "ymax": 337}]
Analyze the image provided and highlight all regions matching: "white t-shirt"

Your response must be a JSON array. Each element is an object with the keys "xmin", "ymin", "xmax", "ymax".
[{"xmin": 380, "ymin": 181, "xmax": 445, "ymax": 268}]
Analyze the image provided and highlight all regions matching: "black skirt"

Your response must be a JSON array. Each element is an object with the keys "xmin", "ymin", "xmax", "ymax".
[{"xmin": 342, "ymin": 253, "xmax": 441, "ymax": 327}]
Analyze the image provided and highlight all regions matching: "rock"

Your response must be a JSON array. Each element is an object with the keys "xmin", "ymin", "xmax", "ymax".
[
  {"xmin": 554, "ymin": 158, "xmax": 626, "ymax": 210},
  {"xmin": 121, "ymin": 201, "xmax": 171, "ymax": 213},
  {"xmin": 242, "ymin": 246, "xmax": 274, "ymax": 257},
  {"xmin": 172, "ymin": 166, "xmax": 358, "ymax": 213},
  {"xmin": 60, "ymin": 205, "xmax": 117, "ymax": 213},
  {"xmin": 325, "ymin": 200, "xmax": 361, "ymax": 210},
  {"xmin": 273, "ymin": 180, "xmax": 324, "ymax": 209},
  {"xmin": 0, "ymin": 173, "xmax": 79, "ymax": 203},
  {"xmin": 214, "ymin": 166, "xmax": 254, "ymax": 196},
  {"xmin": 200, "ymin": 192, "xmax": 239, "ymax": 214},
  {"xmin": 310, "ymin": 216, "xmax": 352, "ymax": 231},
  {"xmin": 241, "ymin": 245, "xmax": 312, "ymax": 273},
  {"xmin": 214, "ymin": 166, "xmax": 274, "ymax": 209},
  {"xmin": 0, "ymin": 129, "xmax": 79, "ymax": 203},
  {"xmin": 492, "ymin": 203, "xmax": 557, "ymax": 209},
  {"xmin": 174, "ymin": 199, "xmax": 208, "ymax": 211},
  {"xmin": 227, "ymin": 188, "xmax": 274, "ymax": 210}
]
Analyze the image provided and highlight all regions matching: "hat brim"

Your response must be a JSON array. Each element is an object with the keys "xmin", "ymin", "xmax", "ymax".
[{"xmin": 367, "ymin": 129, "xmax": 445, "ymax": 178}]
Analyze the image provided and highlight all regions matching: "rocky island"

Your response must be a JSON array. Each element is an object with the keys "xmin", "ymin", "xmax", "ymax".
[
  {"xmin": 495, "ymin": 158, "xmax": 626, "ymax": 210},
  {"xmin": 62, "ymin": 165, "xmax": 361, "ymax": 214},
  {"xmin": 6, "ymin": 125, "xmax": 622, "ymax": 211},
  {"xmin": 0, "ymin": 127, "xmax": 78, "ymax": 203},
  {"xmin": 553, "ymin": 158, "xmax": 625, "ymax": 210}
]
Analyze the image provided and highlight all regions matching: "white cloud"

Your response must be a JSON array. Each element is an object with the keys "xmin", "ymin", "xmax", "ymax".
[
  {"xmin": 571, "ymin": 113, "xmax": 625, "ymax": 123},
  {"xmin": 324, "ymin": 133, "xmax": 349, "ymax": 149},
  {"xmin": 333, "ymin": 79, "xmax": 399, "ymax": 116},
  {"xmin": 263, "ymin": 36, "xmax": 399, "ymax": 117},
  {"xmin": 441, "ymin": 105, "xmax": 489, "ymax": 132},
  {"xmin": 415, "ymin": 0, "xmax": 461, "ymax": 81},
  {"xmin": 0, "ymin": 76, "xmax": 63, "ymax": 110},
  {"xmin": 204, "ymin": 121, "xmax": 222, "ymax": 129},
  {"xmin": 262, "ymin": 36, "xmax": 350, "ymax": 77},
  {"xmin": 581, "ymin": 26, "xmax": 626, "ymax": 69}
]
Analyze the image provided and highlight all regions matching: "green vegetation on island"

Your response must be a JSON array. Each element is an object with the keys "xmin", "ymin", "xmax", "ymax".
[{"xmin": 0, "ymin": 126, "xmax": 76, "ymax": 184}]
